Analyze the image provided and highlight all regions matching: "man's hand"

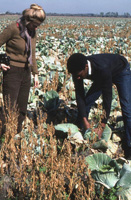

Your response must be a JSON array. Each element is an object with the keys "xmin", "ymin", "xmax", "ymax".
[
  {"xmin": 83, "ymin": 117, "xmax": 91, "ymax": 130},
  {"xmin": 0, "ymin": 63, "xmax": 10, "ymax": 71},
  {"xmin": 94, "ymin": 123, "xmax": 106, "ymax": 140}
]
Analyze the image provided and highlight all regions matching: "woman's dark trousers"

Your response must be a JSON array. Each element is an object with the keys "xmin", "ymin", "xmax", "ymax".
[{"xmin": 2, "ymin": 65, "xmax": 31, "ymax": 134}]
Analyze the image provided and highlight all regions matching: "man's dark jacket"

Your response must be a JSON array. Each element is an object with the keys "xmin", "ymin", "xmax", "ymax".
[{"xmin": 73, "ymin": 53, "xmax": 128, "ymax": 123}]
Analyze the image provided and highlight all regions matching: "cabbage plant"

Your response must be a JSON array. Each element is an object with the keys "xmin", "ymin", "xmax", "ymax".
[
  {"xmin": 115, "ymin": 163, "xmax": 131, "ymax": 200},
  {"xmin": 84, "ymin": 125, "xmax": 112, "ymax": 150},
  {"xmin": 43, "ymin": 90, "xmax": 59, "ymax": 112},
  {"xmin": 85, "ymin": 153, "xmax": 131, "ymax": 199},
  {"xmin": 54, "ymin": 123, "xmax": 81, "ymax": 139}
]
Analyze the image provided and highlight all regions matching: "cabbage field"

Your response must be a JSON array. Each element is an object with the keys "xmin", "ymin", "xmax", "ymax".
[{"xmin": 0, "ymin": 15, "xmax": 131, "ymax": 199}]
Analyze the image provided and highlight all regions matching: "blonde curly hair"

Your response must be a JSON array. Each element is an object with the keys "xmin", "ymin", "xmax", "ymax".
[{"xmin": 22, "ymin": 4, "xmax": 46, "ymax": 24}]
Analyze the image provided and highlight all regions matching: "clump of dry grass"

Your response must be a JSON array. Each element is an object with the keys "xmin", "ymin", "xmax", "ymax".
[{"xmin": 0, "ymin": 109, "xmax": 96, "ymax": 200}]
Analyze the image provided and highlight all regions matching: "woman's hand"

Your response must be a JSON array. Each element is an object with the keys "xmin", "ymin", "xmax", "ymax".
[
  {"xmin": 0, "ymin": 63, "xmax": 10, "ymax": 71},
  {"xmin": 34, "ymin": 74, "xmax": 39, "ymax": 88}
]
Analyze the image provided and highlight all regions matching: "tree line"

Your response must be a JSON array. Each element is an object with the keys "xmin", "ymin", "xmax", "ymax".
[{"xmin": 1, "ymin": 11, "xmax": 131, "ymax": 18}]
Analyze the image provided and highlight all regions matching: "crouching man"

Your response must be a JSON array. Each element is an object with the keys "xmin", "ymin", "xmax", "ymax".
[{"xmin": 67, "ymin": 53, "xmax": 131, "ymax": 160}]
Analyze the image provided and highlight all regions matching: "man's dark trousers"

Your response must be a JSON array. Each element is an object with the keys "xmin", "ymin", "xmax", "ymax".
[{"xmin": 85, "ymin": 63, "xmax": 131, "ymax": 155}]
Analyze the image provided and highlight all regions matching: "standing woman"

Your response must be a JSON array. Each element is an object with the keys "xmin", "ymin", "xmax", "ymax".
[{"xmin": 0, "ymin": 4, "xmax": 46, "ymax": 134}]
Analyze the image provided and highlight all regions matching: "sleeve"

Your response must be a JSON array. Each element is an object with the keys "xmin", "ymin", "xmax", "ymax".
[
  {"xmin": 31, "ymin": 34, "xmax": 38, "ymax": 75},
  {"xmin": 0, "ymin": 24, "xmax": 14, "ymax": 47},
  {"xmin": 73, "ymin": 76, "xmax": 88, "ymax": 118},
  {"xmin": 99, "ymin": 68, "xmax": 112, "ymax": 123}
]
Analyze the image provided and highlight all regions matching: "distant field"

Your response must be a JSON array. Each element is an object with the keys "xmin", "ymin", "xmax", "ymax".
[{"xmin": 0, "ymin": 15, "xmax": 131, "ymax": 61}]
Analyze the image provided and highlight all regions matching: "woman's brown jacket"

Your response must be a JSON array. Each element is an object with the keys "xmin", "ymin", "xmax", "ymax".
[{"xmin": 0, "ymin": 22, "xmax": 38, "ymax": 74}]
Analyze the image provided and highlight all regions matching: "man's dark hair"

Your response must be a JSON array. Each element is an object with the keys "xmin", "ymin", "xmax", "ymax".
[{"xmin": 67, "ymin": 53, "xmax": 87, "ymax": 74}]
